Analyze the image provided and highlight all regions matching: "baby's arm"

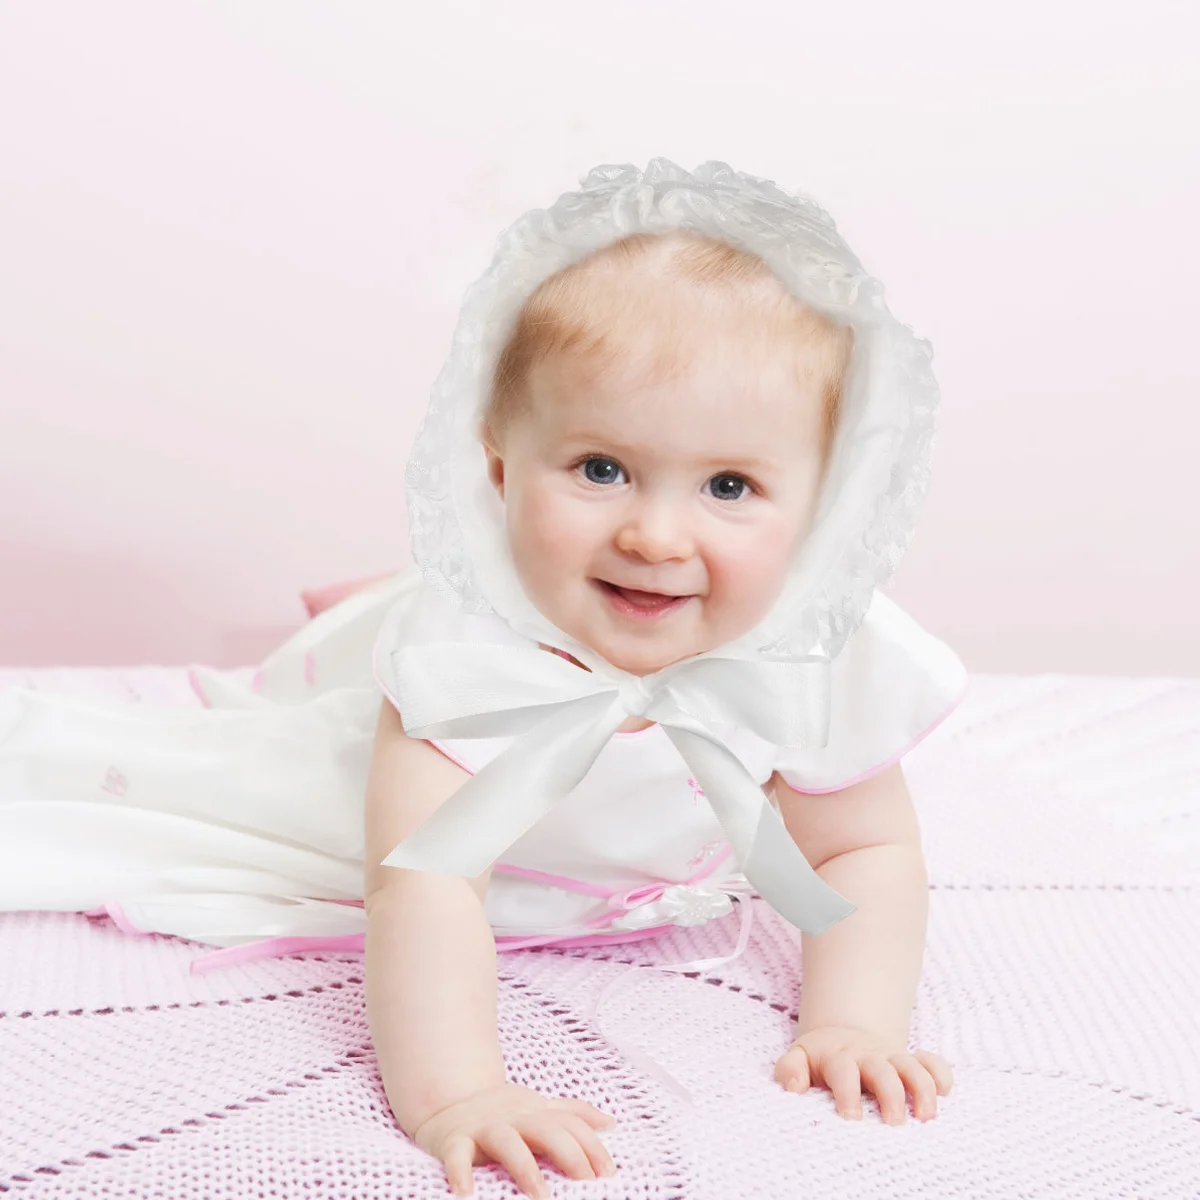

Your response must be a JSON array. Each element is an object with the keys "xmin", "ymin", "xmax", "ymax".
[
  {"xmin": 768, "ymin": 763, "xmax": 954, "ymax": 1122},
  {"xmin": 363, "ymin": 699, "xmax": 616, "ymax": 1198},
  {"xmin": 363, "ymin": 697, "xmax": 503, "ymax": 1127}
]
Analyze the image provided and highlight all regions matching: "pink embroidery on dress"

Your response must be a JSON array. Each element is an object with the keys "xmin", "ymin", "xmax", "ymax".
[
  {"xmin": 687, "ymin": 776, "xmax": 706, "ymax": 806},
  {"xmin": 101, "ymin": 767, "xmax": 128, "ymax": 798},
  {"xmin": 687, "ymin": 840, "xmax": 724, "ymax": 871}
]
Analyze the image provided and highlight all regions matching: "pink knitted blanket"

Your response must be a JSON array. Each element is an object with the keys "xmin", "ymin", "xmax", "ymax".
[{"xmin": 1, "ymin": 666, "xmax": 1198, "ymax": 1198}]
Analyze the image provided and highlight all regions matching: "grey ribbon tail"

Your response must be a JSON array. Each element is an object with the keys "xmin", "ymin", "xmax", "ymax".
[
  {"xmin": 744, "ymin": 799, "xmax": 856, "ymax": 935},
  {"xmin": 664, "ymin": 726, "xmax": 856, "ymax": 936},
  {"xmin": 383, "ymin": 691, "xmax": 623, "ymax": 878}
]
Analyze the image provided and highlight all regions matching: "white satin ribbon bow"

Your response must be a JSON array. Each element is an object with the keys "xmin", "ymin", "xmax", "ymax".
[{"xmin": 380, "ymin": 641, "xmax": 856, "ymax": 936}]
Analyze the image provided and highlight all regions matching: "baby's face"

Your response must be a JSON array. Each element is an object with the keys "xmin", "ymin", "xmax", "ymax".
[{"xmin": 484, "ymin": 345, "xmax": 828, "ymax": 676}]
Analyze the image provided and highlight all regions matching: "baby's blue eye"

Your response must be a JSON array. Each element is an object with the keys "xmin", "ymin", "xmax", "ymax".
[
  {"xmin": 708, "ymin": 473, "xmax": 748, "ymax": 501},
  {"xmin": 581, "ymin": 457, "xmax": 625, "ymax": 485}
]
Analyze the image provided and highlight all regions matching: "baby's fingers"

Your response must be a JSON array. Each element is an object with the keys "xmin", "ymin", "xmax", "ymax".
[
  {"xmin": 519, "ymin": 1114, "xmax": 604, "ymax": 1183},
  {"xmin": 474, "ymin": 1125, "xmax": 547, "ymax": 1200},
  {"xmin": 913, "ymin": 1049, "xmax": 954, "ymax": 1095},
  {"xmin": 558, "ymin": 1113, "xmax": 617, "ymax": 1179},
  {"xmin": 443, "ymin": 1135, "xmax": 477, "ymax": 1197},
  {"xmin": 551, "ymin": 1096, "xmax": 615, "ymax": 1129},
  {"xmin": 823, "ymin": 1053, "xmax": 865, "ymax": 1120},
  {"xmin": 890, "ymin": 1053, "xmax": 940, "ymax": 1120},
  {"xmin": 775, "ymin": 1044, "xmax": 812, "ymax": 1092},
  {"xmin": 858, "ymin": 1054, "xmax": 908, "ymax": 1125}
]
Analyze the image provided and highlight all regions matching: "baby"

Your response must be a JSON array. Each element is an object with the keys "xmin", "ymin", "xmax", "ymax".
[{"xmin": 365, "ymin": 229, "xmax": 954, "ymax": 1198}]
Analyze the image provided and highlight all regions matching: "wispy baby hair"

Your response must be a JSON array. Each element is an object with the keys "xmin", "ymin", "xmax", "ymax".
[{"xmin": 481, "ymin": 230, "xmax": 854, "ymax": 458}]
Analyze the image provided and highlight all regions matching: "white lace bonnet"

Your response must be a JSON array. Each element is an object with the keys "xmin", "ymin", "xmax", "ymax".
[{"xmin": 403, "ymin": 157, "xmax": 941, "ymax": 669}]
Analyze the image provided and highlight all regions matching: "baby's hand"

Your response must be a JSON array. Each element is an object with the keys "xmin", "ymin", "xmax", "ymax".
[
  {"xmin": 774, "ymin": 1026, "xmax": 953, "ymax": 1124},
  {"xmin": 412, "ymin": 1082, "xmax": 617, "ymax": 1199}
]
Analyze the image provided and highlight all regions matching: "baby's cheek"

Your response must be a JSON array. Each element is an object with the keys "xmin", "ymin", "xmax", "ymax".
[
  {"xmin": 509, "ymin": 492, "xmax": 590, "ymax": 588},
  {"xmin": 709, "ymin": 527, "xmax": 794, "ymax": 625}
]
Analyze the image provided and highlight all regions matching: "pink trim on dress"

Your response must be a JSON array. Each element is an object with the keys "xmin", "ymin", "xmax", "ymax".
[
  {"xmin": 493, "ymin": 926, "xmax": 672, "ymax": 952},
  {"xmin": 189, "ymin": 922, "xmax": 681, "ymax": 971},
  {"xmin": 491, "ymin": 862, "xmax": 614, "ymax": 899},
  {"xmin": 425, "ymin": 738, "xmax": 476, "ymax": 776},
  {"xmin": 490, "ymin": 840, "xmax": 732, "ymax": 918},
  {"xmin": 84, "ymin": 902, "xmax": 152, "ymax": 939},
  {"xmin": 779, "ymin": 676, "xmax": 971, "ymax": 794},
  {"xmin": 191, "ymin": 933, "xmax": 366, "ymax": 973}
]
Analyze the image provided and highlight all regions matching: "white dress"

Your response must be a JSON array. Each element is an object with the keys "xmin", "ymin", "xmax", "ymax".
[{"xmin": 0, "ymin": 567, "xmax": 968, "ymax": 955}]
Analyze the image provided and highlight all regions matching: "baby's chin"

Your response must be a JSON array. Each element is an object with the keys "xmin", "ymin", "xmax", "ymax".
[
  {"xmin": 562, "ymin": 617, "xmax": 736, "ymax": 677},
  {"xmin": 591, "ymin": 642, "xmax": 690, "ymax": 677}
]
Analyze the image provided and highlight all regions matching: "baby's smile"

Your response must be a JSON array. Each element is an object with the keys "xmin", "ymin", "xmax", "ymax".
[{"xmin": 590, "ymin": 578, "xmax": 699, "ymax": 621}]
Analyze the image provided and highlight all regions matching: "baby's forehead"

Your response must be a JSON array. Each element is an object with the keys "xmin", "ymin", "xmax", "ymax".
[
  {"xmin": 529, "ymin": 344, "xmax": 822, "ymax": 461},
  {"xmin": 550, "ymin": 256, "xmax": 835, "ymax": 390},
  {"xmin": 531, "ymin": 296, "xmax": 824, "ymax": 414}
]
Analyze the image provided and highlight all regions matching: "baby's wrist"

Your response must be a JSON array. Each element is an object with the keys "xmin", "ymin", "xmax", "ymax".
[{"xmin": 395, "ymin": 1067, "xmax": 509, "ymax": 1138}]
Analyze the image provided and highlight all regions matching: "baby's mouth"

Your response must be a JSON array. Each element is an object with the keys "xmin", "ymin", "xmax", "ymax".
[{"xmin": 593, "ymin": 579, "xmax": 696, "ymax": 617}]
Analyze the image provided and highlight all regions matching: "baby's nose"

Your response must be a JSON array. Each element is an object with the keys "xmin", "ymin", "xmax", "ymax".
[{"xmin": 614, "ymin": 499, "xmax": 694, "ymax": 562}]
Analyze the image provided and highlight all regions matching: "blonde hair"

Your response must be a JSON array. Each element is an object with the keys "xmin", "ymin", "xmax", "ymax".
[{"xmin": 481, "ymin": 231, "xmax": 854, "ymax": 459}]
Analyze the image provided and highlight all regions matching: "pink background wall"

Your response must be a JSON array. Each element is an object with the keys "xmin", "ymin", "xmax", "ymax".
[{"xmin": 1, "ymin": 1, "xmax": 1197, "ymax": 675}]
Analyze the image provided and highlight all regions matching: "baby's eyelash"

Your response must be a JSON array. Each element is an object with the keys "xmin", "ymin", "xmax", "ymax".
[
  {"xmin": 712, "ymin": 472, "xmax": 758, "ymax": 495},
  {"xmin": 571, "ymin": 454, "xmax": 625, "ymax": 479},
  {"xmin": 703, "ymin": 470, "xmax": 763, "ymax": 502}
]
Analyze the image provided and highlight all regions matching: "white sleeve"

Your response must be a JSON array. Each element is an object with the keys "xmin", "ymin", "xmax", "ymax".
[
  {"xmin": 371, "ymin": 576, "xmax": 515, "ymax": 776},
  {"xmin": 772, "ymin": 590, "xmax": 969, "ymax": 794}
]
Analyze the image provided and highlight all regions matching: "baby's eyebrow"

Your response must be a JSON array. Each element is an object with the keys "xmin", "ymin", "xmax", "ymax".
[
  {"xmin": 693, "ymin": 453, "xmax": 785, "ymax": 474},
  {"xmin": 558, "ymin": 429, "xmax": 641, "ymax": 455}
]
